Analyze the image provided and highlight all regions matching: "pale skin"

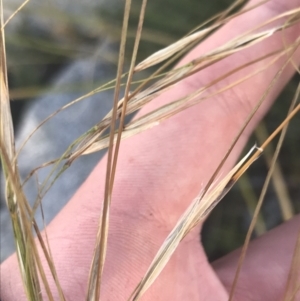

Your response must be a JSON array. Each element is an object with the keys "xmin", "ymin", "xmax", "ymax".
[{"xmin": 1, "ymin": 0, "xmax": 300, "ymax": 300}]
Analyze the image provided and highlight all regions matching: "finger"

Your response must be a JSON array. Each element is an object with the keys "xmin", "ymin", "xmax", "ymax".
[
  {"xmin": 213, "ymin": 214, "xmax": 300, "ymax": 301},
  {"xmin": 1, "ymin": 0, "xmax": 300, "ymax": 300}
]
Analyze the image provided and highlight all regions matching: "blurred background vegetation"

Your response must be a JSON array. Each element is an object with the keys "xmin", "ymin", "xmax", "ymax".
[{"xmin": 5, "ymin": 0, "xmax": 300, "ymax": 261}]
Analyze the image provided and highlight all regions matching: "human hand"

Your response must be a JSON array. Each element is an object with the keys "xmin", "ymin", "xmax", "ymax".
[{"xmin": 1, "ymin": 0, "xmax": 300, "ymax": 300}]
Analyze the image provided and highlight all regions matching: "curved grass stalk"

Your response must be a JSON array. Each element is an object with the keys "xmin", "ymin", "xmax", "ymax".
[
  {"xmin": 85, "ymin": 0, "xmax": 134, "ymax": 299},
  {"xmin": 229, "ymin": 82, "xmax": 300, "ymax": 300}
]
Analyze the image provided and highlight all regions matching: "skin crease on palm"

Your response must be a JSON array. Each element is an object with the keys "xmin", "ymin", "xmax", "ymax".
[{"xmin": 1, "ymin": 0, "xmax": 300, "ymax": 300}]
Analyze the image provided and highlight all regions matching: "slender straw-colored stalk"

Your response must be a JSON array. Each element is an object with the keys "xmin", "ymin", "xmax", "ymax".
[
  {"xmin": 0, "ymin": 2, "xmax": 41, "ymax": 299},
  {"xmin": 228, "ymin": 82, "xmax": 300, "ymax": 301},
  {"xmin": 255, "ymin": 123, "xmax": 294, "ymax": 221},
  {"xmin": 110, "ymin": 0, "xmax": 148, "ymax": 202},
  {"xmin": 2, "ymin": 0, "xmax": 31, "ymax": 28},
  {"xmin": 86, "ymin": 0, "xmax": 133, "ymax": 299}
]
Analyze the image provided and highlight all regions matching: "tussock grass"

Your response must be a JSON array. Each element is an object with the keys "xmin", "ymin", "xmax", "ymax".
[{"xmin": 1, "ymin": 0, "xmax": 300, "ymax": 300}]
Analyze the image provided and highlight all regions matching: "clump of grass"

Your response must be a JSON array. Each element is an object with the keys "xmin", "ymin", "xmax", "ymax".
[{"xmin": 1, "ymin": 0, "xmax": 300, "ymax": 300}]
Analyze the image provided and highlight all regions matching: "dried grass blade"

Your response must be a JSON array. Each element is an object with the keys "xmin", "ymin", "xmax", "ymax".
[
  {"xmin": 1, "ymin": 146, "xmax": 42, "ymax": 301},
  {"xmin": 1, "ymin": 2, "xmax": 66, "ymax": 299},
  {"xmin": 129, "ymin": 146, "xmax": 260, "ymax": 301},
  {"xmin": 228, "ymin": 83, "xmax": 300, "ymax": 301},
  {"xmin": 2, "ymin": 0, "xmax": 31, "ymax": 28},
  {"xmin": 0, "ymin": 3, "xmax": 42, "ymax": 299},
  {"xmin": 255, "ymin": 123, "xmax": 294, "ymax": 220},
  {"xmin": 110, "ymin": 0, "xmax": 147, "ymax": 187},
  {"xmin": 134, "ymin": 29, "xmax": 210, "ymax": 72},
  {"xmin": 86, "ymin": 0, "xmax": 132, "ymax": 300},
  {"xmin": 80, "ymin": 47, "xmax": 286, "ymax": 156},
  {"xmin": 133, "ymin": 0, "xmax": 277, "ymax": 72}
]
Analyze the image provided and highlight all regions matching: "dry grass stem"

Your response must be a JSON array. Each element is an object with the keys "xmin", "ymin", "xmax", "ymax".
[
  {"xmin": 129, "ymin": 146, "xmax": 262, "ymax": 301},
  {"xmin": 255, "ymin": 123, "xmax": 294, "ymax": 220},
  {"xmin": 1, "ymin": 3, "xmax": 42, "ymax": 299},
  {"xmin": 86, "ymin": 0, "xmax": 138, "ymax": 299},
  {"xmin": 1, "ymin": 2, "xmax": 66, "ymax": 300},
  {"xmin": 228, "ymin": 82, "xmax": 300, "ymax": 301},
  {"xmin": 2, "ymin": 0, "xmax": 31, "ymax": 28}
]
